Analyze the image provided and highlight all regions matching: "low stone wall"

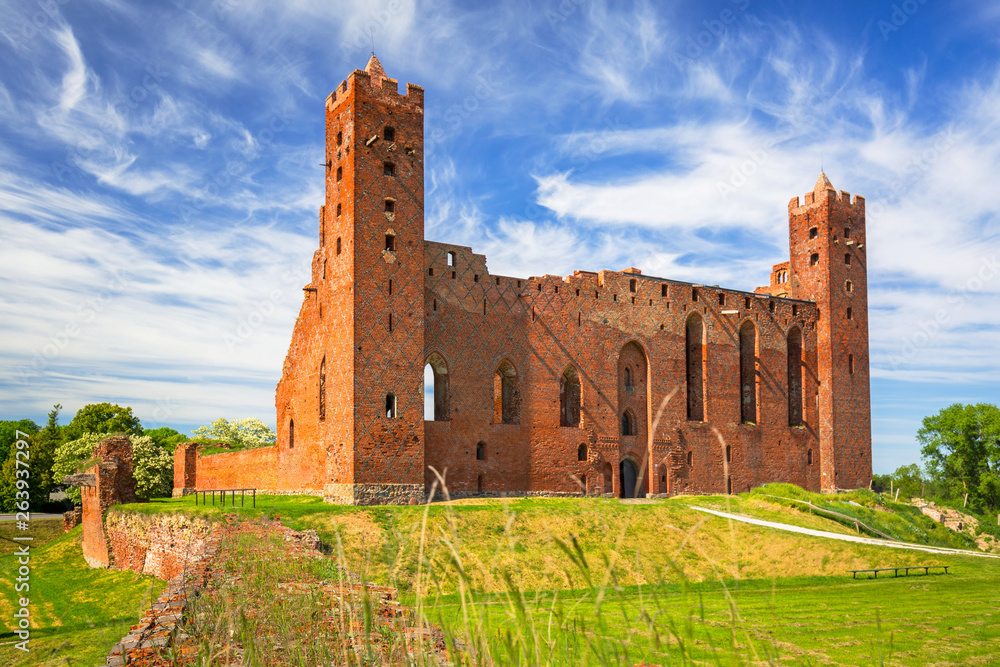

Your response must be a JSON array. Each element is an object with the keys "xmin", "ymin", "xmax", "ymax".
[
  {"xmin": 324, "ymin": 483, "xmax": 425, "ymax": 505},
  {"xmin": 105, "ymin": 512, "xmax": 215, "ymax": 581}
]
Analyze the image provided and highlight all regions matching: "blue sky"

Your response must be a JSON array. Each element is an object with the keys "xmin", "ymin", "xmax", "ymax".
[{"xmin": 0, "ymin": 0, "xmax": 998, "ymax": 474}]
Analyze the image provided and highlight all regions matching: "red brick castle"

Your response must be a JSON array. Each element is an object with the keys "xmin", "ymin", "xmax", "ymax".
[{"xmin": 174, "ymin": 57, "xmax": 872, "ymax": 504}]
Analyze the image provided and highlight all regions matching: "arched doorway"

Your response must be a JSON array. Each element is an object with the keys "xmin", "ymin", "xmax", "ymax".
[{"xmin": 620, "ymin": 459, "xmax": 639, "ymax": 498}]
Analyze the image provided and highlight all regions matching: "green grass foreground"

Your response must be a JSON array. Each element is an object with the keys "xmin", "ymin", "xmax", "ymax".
[
  {"xmin": 0, "ymin": 525, "xmax": 165, "ymax": 666},
  {"xmin": 4, "ymin": 485, "xmax": 1000, "ymax": 665}
]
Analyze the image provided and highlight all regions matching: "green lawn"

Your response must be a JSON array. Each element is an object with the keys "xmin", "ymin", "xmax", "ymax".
[
  {"xmin": 424, "ymin": 557, "xmax": 1000, "ymax": 665},
  {"xmin": 10, "ymin": 486, "xmax": 997, "ymax": 665},
  {"xmin": 0, "ymin": 526, "xmax": 165, "ymax": 666}
]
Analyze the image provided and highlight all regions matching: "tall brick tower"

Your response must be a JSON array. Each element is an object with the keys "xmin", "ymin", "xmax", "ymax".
[
  {"xmin": 787, "ymin": 173, "xmax": 872, "ymax": 490},
  {"xmin": 283, "ymin": 55, "xmax": 426, "ymax": 505}
]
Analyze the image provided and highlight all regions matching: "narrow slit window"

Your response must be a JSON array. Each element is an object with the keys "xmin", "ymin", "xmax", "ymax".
[
  {"xmin": 384, "ymin": 126, "xmax": 395, "ymax": 142},
  {"xmin": 336, "ymin": 237, "xmax": 342, "ymax": 255},
  {"xmin": 844, "ymin": 227, "xmax": 851, "ymax": 238},
  {"xmin": 726, "ymin": 445, "xmax": 732, "ymax": 463},
  {"xmin": 476, "ymin": 442, "xmax": 485, "ymax": 460},
  {"xmin": 388, "ymin": 313, "xmax": 393, "ymax": 332},
  {"xmin": 336, "ymin": 131, "xmax": 343, "ymax": 146},
  {"xmin": 629, "ymin": 279, "xmax": 636, "ymax": 293},
  {"xmin": 769, "ymin": 301, "xmax": 775, "ymax": 313},
  {"xmin": 692, "ymin": 288, "xmax": 699, "ymax": 302},
  {"xmin": 792, "ymin": 305, "xmax": 799, "ymax": 316},
  {"xmin": 336, "ymin": 166, "xmax": 342, "ymax": 181},
  {"xmin": 336, "ymin": 203, "xmax": 341, "ymax": 216},
  {"xmin": 385, "ymin": 199, "xmax": 395, "ymax": 213},
  {"xmin": 447, "ymin": 251, "xmax": 456, "ymax": 267},
  {"xmin": 687, "ymin": 451, "xmax": 693, "ymax": 466},
  {"xmin": 661, "ymin": 285, "xmax": 668, "ymax": 297},
  {"xmin": 385, "ymin": 393, "xmax": 397, "ymax": 418},
  {"xmin": 845, "ymin": 253, "xmax": 852, "ymax": 266},
  {"xmin": 718, "ymin": 293, "xmax": 726, "ymax": 306},
  {"xmin": 810, "ymin": 253, "xmax": 820, "ymax": 266},
  {"xmin": 388, "ymin": 279, "xmax": 393, "ymax": 295},
  {"xmin": 383, "ymin": 162, "xmax": 395, "ymax": 176},
  {"xmin": 428, "ymin": 267, "xmax": 434, "ymax": 276},
  {"xmin": 807, "ymin": 449, "xmax": 813, "ymax": 465},
  {"xmin": 385, "ymin": 233, "xmax": 395, "ymax": 252},
  {"xmin": 809, "ymin": 227, "xmax": 818, "ymax": 239},
  {"xmin": 288, "ymin": 419, "xmax": 294, "ymax": 449},
  {"xmin": 847, "ymin": 307, "xmax": 853, "ymax": 320},
  {"xmin": 849, "ymin": 354, "xmax": 855, "ymax": 375},
  {"xmin": 846, "ymin": 280, "xmax": 853, "ymax": 293},
  {"xmin": 578, "ymin": 444, "xmax": 587, "ymax": 461}
]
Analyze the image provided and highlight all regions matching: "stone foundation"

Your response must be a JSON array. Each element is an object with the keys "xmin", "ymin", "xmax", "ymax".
[{"xmin": 324, "ymin": 483, "xmax": 424, "ymax": 506}]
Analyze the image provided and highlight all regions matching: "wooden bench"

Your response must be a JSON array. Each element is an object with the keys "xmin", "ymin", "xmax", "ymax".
[{"xmin": 848, "ymin": 565, "xmax": 950, "ymax": 579}]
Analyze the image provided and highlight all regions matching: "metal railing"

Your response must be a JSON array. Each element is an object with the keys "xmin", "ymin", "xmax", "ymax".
[{"xmin": 194, "ymin": 488, "xmax": 256, "ymax": 508}]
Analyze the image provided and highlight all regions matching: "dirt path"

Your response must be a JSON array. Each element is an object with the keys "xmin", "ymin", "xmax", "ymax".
[{"xmin": 691, "ymin": 506, "xmax": 1000, "ymax": 559}]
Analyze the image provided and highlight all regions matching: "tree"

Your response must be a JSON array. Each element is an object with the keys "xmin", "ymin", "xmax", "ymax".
[
  {"xmin": 144, "ymin": 427, "xmax": 188, "ymax": 453},
  {"xmin": 191, "ymin": 417, "xmax": 276, "ymax": 449},
  {"xmin": 889, "ymin": 463, "xmax": 925, "ymax": 500},
  {"xmin": 0, "ymin": 406, "xmax": 63, "ymax": 512},
  {"xmin": 0, "ymin": 419, "xmax": 39, "ymax": 467},
  {"xmin": 64, "ymin": 403, "xmax": 143, "ymax": 441},
  {"xmin": 53, "ymin": 432, "xmax": 173, "ymax": 503},
  {"xmin": 919, "ymin": 403, "xmax": 1000, "ymax": 511}
]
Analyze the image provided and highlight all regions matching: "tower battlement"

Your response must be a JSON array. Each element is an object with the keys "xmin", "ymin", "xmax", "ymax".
[{"xmin": 325, "ymin": 57, "xmax": 425, "ymax": 110}]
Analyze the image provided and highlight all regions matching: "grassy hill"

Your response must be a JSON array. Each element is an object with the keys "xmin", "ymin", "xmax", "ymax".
[{"xmin": 10, "ymin": 485, "xmax": 999, "ymax": 665}]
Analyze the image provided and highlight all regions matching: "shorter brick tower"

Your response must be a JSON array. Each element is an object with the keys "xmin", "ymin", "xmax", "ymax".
[{"xmin": 786, "ymin": 173, "xmax": 872, "ymax": 490}]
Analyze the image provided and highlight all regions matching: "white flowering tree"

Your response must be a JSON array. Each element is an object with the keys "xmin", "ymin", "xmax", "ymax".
[
  {"xmin": 190, "ymin": 417, "xmax": 276, "ymax": 449},
  {"xmin": 54, "ymin": 433, "xmax": 173, "ymax": 502}
]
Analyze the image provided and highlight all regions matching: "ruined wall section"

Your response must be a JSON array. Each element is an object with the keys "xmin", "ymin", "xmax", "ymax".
[
  {"xmin": 105, "ymin": 512, "xmax": 214, "ymax": 581},
  {"xmin": 422, "ymin": 242, "xmax": 823, "ymax": 497},
  {"xmin": 521, "ymin": 270, "xmax": 821, "ymax": 497},
  {"xmin": 787, "ymin": 181, "xmax": 872, "ymax": 490},
  {"xmin": 422, "ymin": 241, "xmax": 532, "ymax": 494},
  {"xmin": 193, "ymin": 447, "xmax": 279, "ymax": 492}
]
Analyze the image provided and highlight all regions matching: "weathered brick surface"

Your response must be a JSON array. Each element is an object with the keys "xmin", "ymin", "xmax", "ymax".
[
  {"xmin": 65, "ymin": 435, "xmax": 141, "ymax": 568},
  {"xmin": 176, "ymin": 61, "xmax": 871, "ymax": 503},
  {"xmin": 105, "ymin": 513, "xmax": 214, "ymax": 580}
]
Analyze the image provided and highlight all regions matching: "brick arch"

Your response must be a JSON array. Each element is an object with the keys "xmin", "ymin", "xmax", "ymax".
[
  {"xmin": 738, "ymin": 319, "xmax": 758, "ymax": 424},
  {"xmin": 493, "ymin": 358, "xmax": 520, "ymax": 424},
  {"xmin": 424, "ymin": 351, "xmax": 450, "ymax": 421},
  {"xmin": 787, "ymin": 325, "xmax": 804, "ymax": 427},
  {"xmin": 560, "ymin": 364, "xmax": 581, "ymax": 427},
  {"xmin": 685, "ymin": 312, "xmax": 706, "ymax": 421}
]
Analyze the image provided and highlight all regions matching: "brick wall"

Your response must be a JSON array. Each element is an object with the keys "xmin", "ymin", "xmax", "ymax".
[{"xmin": 105, "ymin": 512, "xmax": 214, "ymax": 581}]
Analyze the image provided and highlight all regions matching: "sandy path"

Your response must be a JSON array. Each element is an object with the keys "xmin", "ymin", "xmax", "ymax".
[{"xmin": 691, "ymin": 506, "xmax": 1000, "ymax": 559}]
